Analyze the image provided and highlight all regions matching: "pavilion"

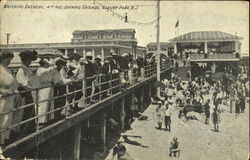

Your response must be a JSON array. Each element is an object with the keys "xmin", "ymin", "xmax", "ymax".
[{"xmin": 169, "ymin": 31, "xmax": 243, "ymax": 78}]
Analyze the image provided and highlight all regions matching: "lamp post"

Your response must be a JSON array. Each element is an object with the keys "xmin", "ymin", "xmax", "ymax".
[{"xmin": 156, "ymin": 0, "xmax": 161, "ymax": 97}]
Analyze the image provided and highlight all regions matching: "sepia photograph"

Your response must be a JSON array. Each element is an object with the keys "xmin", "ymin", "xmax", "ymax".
[{"xmin": 0, "ymin": 0, "xmax": 249, "ymax": 160}]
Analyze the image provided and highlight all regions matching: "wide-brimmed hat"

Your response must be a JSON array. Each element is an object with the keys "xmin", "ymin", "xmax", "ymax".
[
  {"xmin": 54, "ymin": 57, "xmax": 67, "ymax": 66},
  {"xmin": 19, "ymin": 50, "xmax": 38, "ymax": 61},
  {"xmin": 39, "ymin": 58, "xmax": 51, "ymax": 66},
  {"xmin": 68, "ymin": 53, "xmax": 81, "ymax": 61},
  {"xmin": 0, "ymin": 51, "xmax": 14, "ymax": 61}
]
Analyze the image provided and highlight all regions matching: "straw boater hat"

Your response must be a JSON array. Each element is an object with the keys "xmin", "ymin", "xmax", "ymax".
[
  {"xmin": 86, "ymin": 52, "xmax": 93, "ymax": 57},
  {"xmin": 111, "ymin": 52, "xmax": 117, "ymax": 56},
  {"xmin": 95, "ymin": 55, "xmax": 102, "ymax": 60},
  {"xmin": 19, "ymin": 50, "xmax": 38, "ymax": 61},
  {"xmin": 122, "ymin": 53, "xmax": 129, "ymax": 57},
  {"xmin": 104, "ymin": 59, "xmax": 110, "ymax": 63},
  {"xmin": 157, "ymin": 101, "xmax": 163, "ymax": 105},
  {"xmin": 79, "ymin": 57, "xmax": 87, "ymax": 65}
]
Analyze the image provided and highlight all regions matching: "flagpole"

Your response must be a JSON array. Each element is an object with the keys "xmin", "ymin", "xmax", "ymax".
[
  {"xmin": 156, "ymin": 0, "xmax": 161, "ymax": 97},
  {"xmin": 177, "ymin": 17, "xmax": 179, "ymax": 36}
]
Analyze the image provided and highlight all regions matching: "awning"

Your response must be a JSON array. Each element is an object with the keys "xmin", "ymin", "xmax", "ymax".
[{"xmin": 169, "ymin": 31, "xmax": 243, "ymax": 42}]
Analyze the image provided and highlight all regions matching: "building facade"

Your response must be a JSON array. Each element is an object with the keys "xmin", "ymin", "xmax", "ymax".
[
  {"xmin": 1, "ymin": 28, "xmax": 146, "ymax": 65},
  {"xmin": 70, "ymin": 28, "xmax": 144, "ymax": 60},
  {"xmin": 146, "ymin": 42, "xmax": 174, "ymax": 57}
]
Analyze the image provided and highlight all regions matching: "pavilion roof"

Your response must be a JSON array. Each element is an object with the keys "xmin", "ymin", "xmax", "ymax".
[
  {"xmin": 169, "ymin": 31, "xmax": 243, "ymax": 42},
  {"xmin": 72, "ymin": 28, "xmax": 135, "ymax": 35},
  {"xmin": 147, "ymin": 42, "xmax": 174, "ymax": 47}
]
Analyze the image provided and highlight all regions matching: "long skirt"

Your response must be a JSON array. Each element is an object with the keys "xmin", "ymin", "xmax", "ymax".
[
  {"xmin": 37, "ymin": 87, "xmax": 54, "ymax": 123},
  {"xmin": 12, "ymin": 94, "xmax": 24, "ymax": 133},
  {"xmin": 54, "ymin": 85, "xmax": 66, "ymax": 118},
  {"xmin": 19, "ymin": 91, "xmax": 35, "ymax": 138},
  {"xmin": 0, "ymin": 94, "xmax": 15, "ymax": 144},
  {"xmin": 165, "ymin": 116, "xmax": 171, "ymax": 126}
]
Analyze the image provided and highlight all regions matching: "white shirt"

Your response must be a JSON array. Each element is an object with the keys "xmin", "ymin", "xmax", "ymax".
[{"xmin": 165, "ymin": 108, "xmax": 172, "ymax": 116}]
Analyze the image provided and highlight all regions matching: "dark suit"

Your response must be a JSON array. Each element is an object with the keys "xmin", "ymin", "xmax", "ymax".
[{"xmin": 85, "ymin": 60, "xmax": 96, "ymax": 103}]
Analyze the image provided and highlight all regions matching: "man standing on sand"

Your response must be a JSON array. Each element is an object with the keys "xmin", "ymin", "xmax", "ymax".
[
  {"xmin": 204, "ymin": 99, "xmax": 211, "ymax": 124},
  {"xmin": 211, "ymin": 108, "xmax": 220, "ymax": 132},
  {"xmin": 165, "ymin": 103, "xmax": 172, "ymax": 132}
]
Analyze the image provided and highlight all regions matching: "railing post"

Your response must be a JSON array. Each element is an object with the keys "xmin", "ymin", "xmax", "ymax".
[
  {"xmin": 83, "ymin": 76, "xmax": 86, "ymax": 107},
  {"xmin": 110, "ymin": 73, "xmax": 112, "ymax": 96},
  {"xmin": 35, "ymin": 88, "xmax": 39, "ymax": 131},
  {"xmin": 99, "ymin": 75, "xmax": 102, "ymax": 101},
  {"xmin": 100, "ymin": 111, "xmax": 107, "ymax": 151},
  {"xmin": 120, "ymin": 96, "xmax": 125, "ymax": 131},
  {"xmin": 148, "ymin": 83, "xmax": 152, "ymax": 100},
  {"xmin": 73, "ymin": 125, "xmax": 82, "ymax": 160},
  {"xmin": 140, "ymin": 86, "xmax": 144, "ymax": 111},
  {"xmin": 65, "ymin": 84, "xmax": 69, "ymax": 118}
]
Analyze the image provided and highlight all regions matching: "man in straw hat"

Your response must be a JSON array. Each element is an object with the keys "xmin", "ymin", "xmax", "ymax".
[
  {"xmin": 91, "ymin": 55, "xmax": 103, "ymax": 101},
  {"xmin": 109, "ymin": 52, "xmax": 119, "ymax": 72},
  {"xmin": 109, "ymin": 52, "xmax": 121, "ymax": 93},
  {"xmin": 67, "ymin": 53, "xmax": 84, "ymax": 112},
  {"xmin": 100, "ymin": 59, "xmax": 111, "ymax": 98},
  {"xmin": 85, "ymin": 52, "xmax": 97, "ymax": 104},
  {"xmin": 52, "ymin": 56, "xmax": 73, "ymax": 120}
]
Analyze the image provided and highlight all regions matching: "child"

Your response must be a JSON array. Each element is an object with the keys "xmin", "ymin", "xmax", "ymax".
[
  {"xmin": 169, "ymin": 137, "xmax": 180, "ymax": 158},
  {"xmin": 211, "ymin": 108, "xmax": 221, "ymax": 132}
]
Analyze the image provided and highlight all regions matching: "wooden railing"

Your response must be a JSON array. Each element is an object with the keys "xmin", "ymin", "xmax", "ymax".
[
  {"xmin": 0, "ymin": 61, "xmax": 172, "ymax": 147},
  {"xmin": 190, "ymin": 53, "xmax": 239, "ymax": 60}
]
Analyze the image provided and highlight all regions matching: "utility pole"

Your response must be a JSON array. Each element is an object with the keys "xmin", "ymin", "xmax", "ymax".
[
  {"xmin": 6, "ymin": 33, "xmax": 11, "ymax": 45},
  {"xmin": 156, "ymin": 0, "xmax": 161, "ymax": 97}
]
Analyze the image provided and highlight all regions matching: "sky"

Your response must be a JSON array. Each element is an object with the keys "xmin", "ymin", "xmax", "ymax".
[{"xmin": 1, "ymin": 1, "xmax": 249, "ymax": 55}]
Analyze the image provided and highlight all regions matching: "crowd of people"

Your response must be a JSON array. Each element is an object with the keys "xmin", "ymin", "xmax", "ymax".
[
  {"xmin": 154, "ymin": 68, "xmax": 248, "ymax": 133},
  {"xmin": 0, "ymin": 50, "xmax": 173, "ymax": 146}
]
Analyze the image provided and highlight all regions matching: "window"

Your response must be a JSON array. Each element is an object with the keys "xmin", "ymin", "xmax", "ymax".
[{"xmin": 162, "ymin": 48, "xmax": 167, "ymax": 51}]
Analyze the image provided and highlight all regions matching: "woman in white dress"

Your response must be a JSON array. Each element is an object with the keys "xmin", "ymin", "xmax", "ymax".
[
  {"xmin": 15, "ymin": 50, "xmax": 38, "ymax": 137},
  {"xmin": 36, "ymin": 59, "xmax": 55, "ymax": 126},
  {"xmin": 155, "ymin": 102, "xmax": 164, "ymax": 129},
  {"xmin": 0, "ymin": 51, "xmax": 18, "ymax": 145}
]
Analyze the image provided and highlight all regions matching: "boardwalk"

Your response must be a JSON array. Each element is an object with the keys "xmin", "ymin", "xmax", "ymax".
[{"xmin": 106, "ymin": 100, "xmax": 249, "ymax": 160}]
